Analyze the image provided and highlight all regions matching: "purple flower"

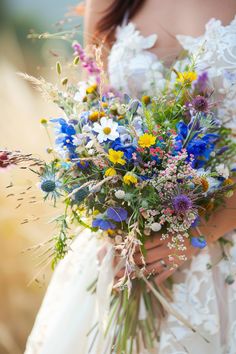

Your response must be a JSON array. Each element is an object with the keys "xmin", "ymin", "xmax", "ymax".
[
  {"xmin": 191, "ymin": 237, "xmax": 207, "ymax": 249},
  {"xmin": 73, "ymin": 43, "xmax": 100, "ymax": 80},
  {"xmin": 192, "ymin": 95, "xmax": 209, "ymax": 112},
  {"xmin": 194, "ymin": 72, "xmax": 209, "ymax": 94},
  {"xmin": 106, "ymin": 207, "xmax": 128, "ymax": 222},
  {"xmin": 172, "ymin": 194, "xmax": 193, "ymax": 213},
  {"xmin": 217, "ymin": 146, "xmax": 229, "ymax": 155},
  {"xmin": 92, "ymin": 218, "xmax": 116, "ymax": 230}
]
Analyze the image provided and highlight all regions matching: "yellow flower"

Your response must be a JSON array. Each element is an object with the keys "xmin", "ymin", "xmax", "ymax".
[
  {"xmin": 176, "ymin": 71, "xmax": 197, "ymax": 85},
  {"xmin": 101, "ymin": 102, "xmax": 108, "ymax": 108},
  {"xmin": 123, "ymin": 173, "xmax": 138, "ymax": 185},
  {"xmin": 107, "ymin": 229, "xmax": 115, "ymax": 236},
  {"xmin": 86, "ymin": 84, "xmax": 97, "ymax": 94},
  {"xmin": 141, "ymin": 95, "xmax": 151, "ymax": 105},
  {"xmin": 40, "ymin": 118, "xmax": 48, "ymax": 125},
  {"xmin": 105, "ymin": 167, "xmax": 117, "ymax": 177},
  {"xmin": 89, "ymin": 111, "xmax": 105, "ymax": 122},
  {"xmin": 223, "ymin": 178, "xmax": 234, "ymax": 186},
  {"xmin": 138, "ymin": 133, "xmax": 156, "ymax": 148},
  {"xmin": 108, "ymin": 149, "xmax": 126, "ymax": 165},
  {"xmin": 200, "ymin": 177, "xmax": 209, "ymax": 192}
]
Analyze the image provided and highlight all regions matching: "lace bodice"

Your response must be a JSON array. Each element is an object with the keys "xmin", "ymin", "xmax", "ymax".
[{"xmin": 108, "ymin": 15, "xmax": 236, "ymax": 129}]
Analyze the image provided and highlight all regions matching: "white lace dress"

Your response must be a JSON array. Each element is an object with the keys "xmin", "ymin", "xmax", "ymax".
[{"xmin": 25, "ymin": 16, "xmax": 236, "ymax": 354}]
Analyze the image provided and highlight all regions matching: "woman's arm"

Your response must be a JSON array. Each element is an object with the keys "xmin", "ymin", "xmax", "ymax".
[{"xmin": 198, "ymin": 192, "xmax": 236, "ymax": 242}]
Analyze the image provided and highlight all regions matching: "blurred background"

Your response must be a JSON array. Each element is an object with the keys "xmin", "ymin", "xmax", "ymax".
[{"xmin": 0, "ymin": 1, "xmax": 83, "ymax": 353}]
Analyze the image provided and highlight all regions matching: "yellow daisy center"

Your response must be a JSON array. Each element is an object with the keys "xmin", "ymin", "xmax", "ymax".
[
  {"xmin": 200, "ymin": 178, "xmax": 209, "ymax": 192},
  {"xmin": 103, "ymin": 127, "xmax": 111, "ymax": 135},
  {"xmin": 89, "ymin": 111, "xmax": 105, "ymax": 122}
]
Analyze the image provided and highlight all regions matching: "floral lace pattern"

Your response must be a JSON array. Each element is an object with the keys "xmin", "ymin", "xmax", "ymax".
[
  {"xmin": 176, "ymin": 16, "xmax": 236, "ymax": 130},
  {"xmin": 109, "ymin": 16, "xmax": 236, "ymax": 130},
  {"xmin": 159, "ymin": 232, "xmax": 236, "ymax": 354},
  {"xmin": 25, "ymin": 17, "xmax": 236, "ymax": 354},
  {"xmin": 108, "ymin": 23, "xmax": 166, "ymax": 97}
]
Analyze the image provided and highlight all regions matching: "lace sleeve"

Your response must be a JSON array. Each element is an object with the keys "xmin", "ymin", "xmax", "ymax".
[{"xmin": 177, "ymin": 16, "xmax": 236, "ymax": 130}]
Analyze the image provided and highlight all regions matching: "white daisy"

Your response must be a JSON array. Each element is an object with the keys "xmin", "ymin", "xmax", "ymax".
[
  {"xmin": 196, "ymin": 169, "xmax": 221, "ymax": 194},
  {"xmin": 215, "ymin": 163, "xmax": 230, "ymax": 179},
  {"xmin": 93, "ymin": 117, "xmax": 119, "ymax": 143},
  {"xmin": 74, "ymin": 82, "xmax": 87, "ymax": 102}
]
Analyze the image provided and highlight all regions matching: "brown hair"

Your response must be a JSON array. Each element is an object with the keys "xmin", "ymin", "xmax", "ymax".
[{"xmin": 96, "ymin": 0, "xmax": 144, "ymax": 35}]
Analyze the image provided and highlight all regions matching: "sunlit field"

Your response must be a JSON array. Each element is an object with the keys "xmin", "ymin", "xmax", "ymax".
[{"xmin": 0, "ymin": 39, "xmax": 63, "ymax": 353}]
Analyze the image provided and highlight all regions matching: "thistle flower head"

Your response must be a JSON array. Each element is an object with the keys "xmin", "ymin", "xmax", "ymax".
[
  {"xmin": 39, "ymin": 164, "xmax": 62, "ymax": 204},
  {"xmin": 192, "ymin": 95, "xmax": 209, "ymax": 112},
  {"xmin": 172, "ymin": 194, "xmax": 193, "ymax": 213}
]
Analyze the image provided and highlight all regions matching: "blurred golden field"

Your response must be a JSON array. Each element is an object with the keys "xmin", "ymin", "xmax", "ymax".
[
  {"xmin": 0, "ymin": 1, "xmax": 83, "ymax": 352},
  {"xmin": 0, "ymin": 32, "xmax": 65, "ymax": 354}
]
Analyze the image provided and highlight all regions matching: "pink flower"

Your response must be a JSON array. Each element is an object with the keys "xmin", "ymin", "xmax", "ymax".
[{"xmin": 0, "ymin": 152, "xmax": 12, "ymax": 169}]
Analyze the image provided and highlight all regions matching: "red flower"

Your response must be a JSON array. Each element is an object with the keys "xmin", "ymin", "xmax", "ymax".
[{"xmin": 0, "ymin": 151, "xmax": 11, "ymax": 169}]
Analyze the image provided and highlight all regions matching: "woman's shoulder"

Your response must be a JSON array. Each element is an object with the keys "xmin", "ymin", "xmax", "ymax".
[{"xmin": 84, "ymin": 0, "xmax": 113, "ymax": 45}]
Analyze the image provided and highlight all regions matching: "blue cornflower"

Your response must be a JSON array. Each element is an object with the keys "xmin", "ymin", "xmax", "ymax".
[
  {"xmin": 69, "ymin": 152, "xmax": 89, "ymax": 170},
  {"xmin": 106, "ymin": 207, "xmax": 128, "ymax": 222},
  {"xmin": 92, "ymin": 207, "xmax": 128, "ymax": 231},
  {"xmin": 177, "ymin": 121, "xmax": 188, "ymax": 140},
  {"xmin": 56, "ymin": 134, "xmax": 75, "ymax": 152},
  {"xmin": 111, "ymin": 138, "xmax": 137, "ymax": 160},
  {"xmin": 92, "ymin": 218, "xmax": 116, "ymax": 230},
  {"xmin": 191, "ymin": 216, "xmax": 200, "ymax": 227},
  {"xmin": 191, "ymin": 237, "xmax": 207, "ymax": 249},
  {"xmin": 51, "ymin": 118, "xmax": 77, "ymax": 153},
  {"xmin": 174, "ymin": 120, "xmax": 219, "ymax": 168},
  {"xmin": 187, "ymin": 133, "xmax": 219, "ymax": 168},
  {"xmin": 51, "ymin": 118, "xmax": 76, "ymax": 135}
]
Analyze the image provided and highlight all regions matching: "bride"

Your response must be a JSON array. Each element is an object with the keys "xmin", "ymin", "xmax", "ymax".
[{"xmin": 25, "ymin": 0, "xmax": 236, "ymax": 353}]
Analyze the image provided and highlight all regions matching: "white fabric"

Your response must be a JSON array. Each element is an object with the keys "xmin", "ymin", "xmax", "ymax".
[{"xmin": 25, "ymin": 17, "xmax": 236, "ymax": 354}]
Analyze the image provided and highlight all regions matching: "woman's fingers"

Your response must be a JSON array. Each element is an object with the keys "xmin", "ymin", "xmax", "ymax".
[
  {"xmin": 154, "ymin": 267, "xmax": 177, "ymax": 285},
  {"xmin": 144, "ymin": 233, "xmax": 166, "ymax": 249},
  {"xmin": 145, "ymin": 258, "xmax": 169, "ymax": 275},
  {"xmin": 134, "ymin": 244, "xmax": 171, "ymax": 265},
  {"xmin": 97, "ymin": 244, "xmax": 108, "ymax": 264}
]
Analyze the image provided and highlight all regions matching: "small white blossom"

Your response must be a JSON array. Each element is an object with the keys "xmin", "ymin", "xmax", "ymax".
[
  {"xmin": 88, "ymin": 149, "xmax": 95, "ymax": 155},
  {"xmin": 115, "ymin": 190, "xmax": 125, "ymax": 199},
  {"xmin": 74, "ymin": 82, "xmax": 88, "ymax": 102},
  {"xmin": 216, "ymin": 163, "xmax": 230, "ymax": 179},
  {"xmin": 150, "ymin": 223, "xmax": 162, "ymax": 232},
  {"xmin": 86, "ymin": 140, "xmax": 94, "ymax": 149}
]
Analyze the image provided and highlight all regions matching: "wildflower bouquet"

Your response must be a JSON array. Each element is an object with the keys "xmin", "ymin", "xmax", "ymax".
[{"xmin": 2, "ymin": 42, "xmax": 236, "ymax": 352}]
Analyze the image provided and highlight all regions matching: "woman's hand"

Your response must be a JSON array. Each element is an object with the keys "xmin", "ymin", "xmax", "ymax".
[
  {"xmin": 106, "ymin": 192, "xmax": 236, "ymax": 286},
  {"xmin": 115, "ymin": 233, "xmax": 199, "ymax": 285}
]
